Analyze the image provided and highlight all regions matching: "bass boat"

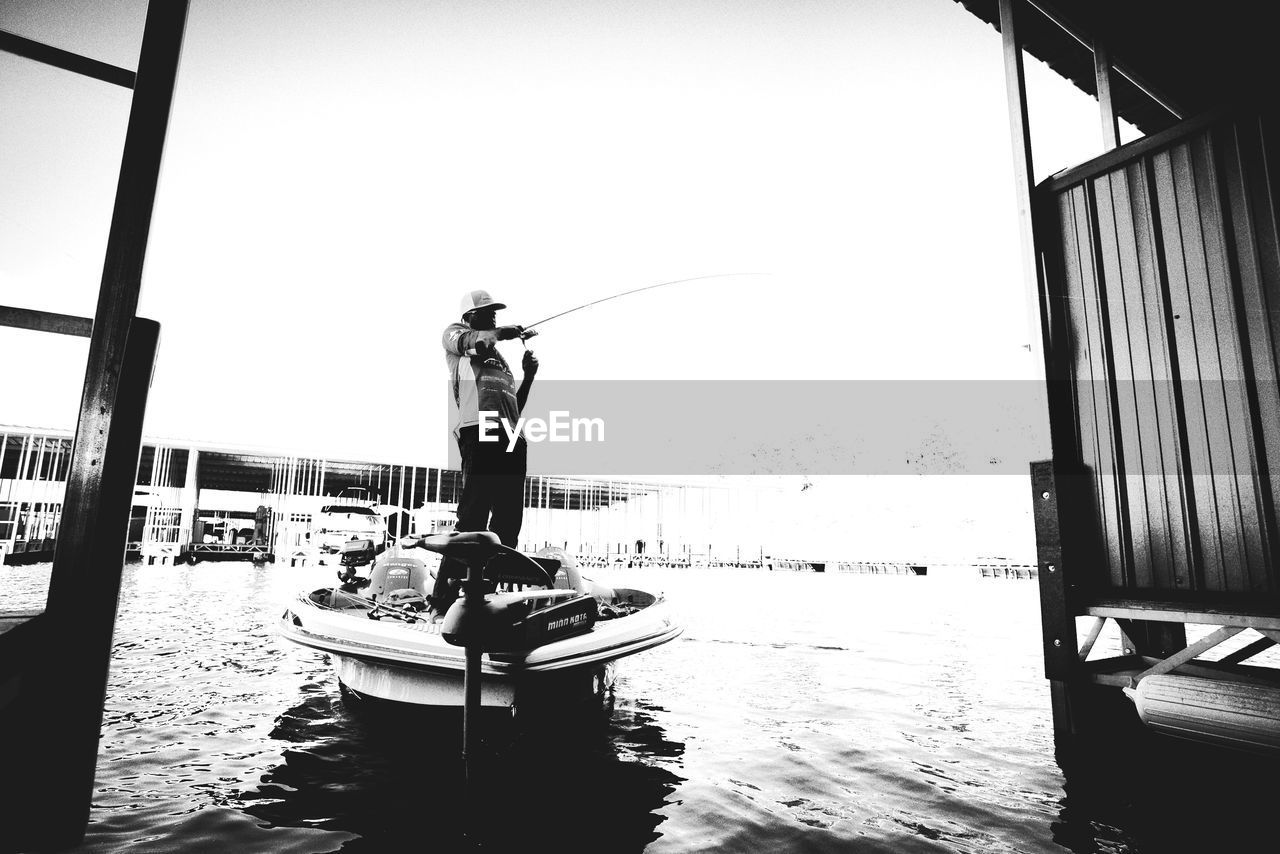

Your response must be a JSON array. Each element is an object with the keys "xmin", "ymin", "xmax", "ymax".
[{"xmin": 279, "ymin": 531, "xmax": 682, "ymax": 709}]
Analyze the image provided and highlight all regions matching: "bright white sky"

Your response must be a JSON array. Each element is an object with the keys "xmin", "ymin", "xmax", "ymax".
[{"xmin": 0, "ymin": 0, "xmax": 1139, "ymax": 559}]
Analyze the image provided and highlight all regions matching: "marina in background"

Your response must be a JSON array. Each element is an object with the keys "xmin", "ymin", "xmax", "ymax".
[{"xmin": 1, "ymin": 425, "xmax": 969, "ymax": 576}]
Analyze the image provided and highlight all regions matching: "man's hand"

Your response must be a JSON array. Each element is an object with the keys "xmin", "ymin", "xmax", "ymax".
[
  {"xmin": 496, "ymin": 325, "xmax": 525, "ymax": 341},
  {"xmin": 522, "ymin": 350, "xmax": 539, "ymax": 376}
]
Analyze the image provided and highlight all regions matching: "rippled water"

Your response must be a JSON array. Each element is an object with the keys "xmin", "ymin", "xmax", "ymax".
[{"xmin": 3, "ymin": 562, "xmax": 1275, "ymax": 852}]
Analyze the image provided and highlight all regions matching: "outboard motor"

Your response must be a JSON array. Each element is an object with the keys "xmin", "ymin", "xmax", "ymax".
[{"xmin": 367, "ymin": 554, "xmax": 433, "ymax": 601}]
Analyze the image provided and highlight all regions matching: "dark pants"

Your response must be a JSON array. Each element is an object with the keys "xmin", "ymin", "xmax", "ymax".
[{"xmin": 432, "ymin": 425, "xmax": 527, "ymax": 609}]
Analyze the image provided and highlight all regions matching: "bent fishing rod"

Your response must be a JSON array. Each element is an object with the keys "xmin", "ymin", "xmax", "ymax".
[{"xmin": 516, "ymin": 272, "xmax": 763, "ymax": 341}]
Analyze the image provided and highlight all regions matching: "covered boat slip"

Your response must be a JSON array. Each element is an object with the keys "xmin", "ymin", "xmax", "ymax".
[
  {"xmin": 956, "ymin": 0, "xmax": 1280, "ymax": 746},
  {"xmin": 1030, "ymin": 105, "xmax": 1280, "ymax": 739}
]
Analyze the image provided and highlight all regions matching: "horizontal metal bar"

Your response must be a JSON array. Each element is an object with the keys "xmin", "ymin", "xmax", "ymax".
[
  {"xmin": 1136, "ymin": 625, "xmax": 1244, "ymax": 683},
  {"xmin": 1218, "ymin": 635, "xmax": 1277, "ymax": 666},
  {"xmin": 0, "ymin": 29, "xmax": 135, "ymax": 89},
  {"xmin": 1038, "ymin": 108, "xmax": 1226, "ymax": 194},
  {"xmin": 1086, "ymin": 598, "xmax": 1280, "ymax": 632},
  {"xmin": 1085, "ymin": 654, "xmax": 1280, "ymax": 688},
  {"xmin": 0, "ymin": 306, "xmax": 93, "ymax": 338},
  {"xmin": 1078, "ymin": 616, "xmax": 1106, "ymax": 661}
]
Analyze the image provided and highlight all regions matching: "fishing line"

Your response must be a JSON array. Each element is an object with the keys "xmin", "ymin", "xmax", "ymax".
[{"xmin": 521, "ymin": 272, "xmax": 764, "ymax": 333}]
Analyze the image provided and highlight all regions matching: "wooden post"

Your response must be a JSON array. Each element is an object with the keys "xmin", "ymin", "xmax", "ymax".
[
  {"xmin": 22, "ymin": 321, "xmax": 161, "ymax": 845},
  {"xmin": 1030, "ymin": 461, "xmax": 1082, "ymax": 734},
  {"xmin": 5, "ymin": 1, "xmax": 188, "ymax": 848}
]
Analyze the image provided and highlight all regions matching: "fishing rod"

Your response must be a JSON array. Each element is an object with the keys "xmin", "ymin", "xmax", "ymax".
[{"xmin": 518, "ymin": 272, "xmax": 762, "ymax": 339}]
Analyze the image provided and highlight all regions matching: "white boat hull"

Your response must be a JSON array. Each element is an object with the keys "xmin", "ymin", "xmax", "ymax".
[
  {"xmin": 280, "ymin": 586, "xmax": 680, "ymax": 708},
  {"xmin": 333, "ymin": 654, "xmax": 519, "ymax": 707}
]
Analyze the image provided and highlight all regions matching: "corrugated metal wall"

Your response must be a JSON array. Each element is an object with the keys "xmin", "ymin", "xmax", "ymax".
[{"xmin": 1037, "ymin": 110, "xmax": 1280, "ymax": 598}]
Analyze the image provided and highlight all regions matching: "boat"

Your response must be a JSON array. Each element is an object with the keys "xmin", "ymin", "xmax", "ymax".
[
  {"xmin": 310, "ymin": 486, "xmax": 390, "ymax": 564},
  {"xmin": 278, "ymin": 531, "xmax": 683, "ymax": 709}
]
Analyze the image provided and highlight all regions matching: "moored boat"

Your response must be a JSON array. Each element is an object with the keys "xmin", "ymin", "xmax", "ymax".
[{"xmin": 310, "ymin": 486, "xmax": 390, "ymax": 564}]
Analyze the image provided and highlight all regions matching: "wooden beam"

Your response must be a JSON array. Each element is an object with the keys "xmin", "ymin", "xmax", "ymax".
[
  {"xmin": 1031, "ymin": 461, "xmax": 1077, "ymax": 680},
  {"xmin": 0, "ymin": 29, "xmax": 135, "ymax": 89},
  {"xmin": 0, "ymin": 305, "xmax": 93, "ymax": 337}
]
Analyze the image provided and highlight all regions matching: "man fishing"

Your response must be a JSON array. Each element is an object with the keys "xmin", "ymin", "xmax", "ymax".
[{"xmin": 432, "ymin": 289, "xmax": 538, "ymax": 613}]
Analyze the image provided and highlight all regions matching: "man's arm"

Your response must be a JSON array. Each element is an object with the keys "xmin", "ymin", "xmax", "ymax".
[
  {"xmin": 442, "ymin": 324, "xmax": 524, "ymax": 356},
  {"xmin": 517, "ymin": 350, "xmax": 539, "ymax": 413}
]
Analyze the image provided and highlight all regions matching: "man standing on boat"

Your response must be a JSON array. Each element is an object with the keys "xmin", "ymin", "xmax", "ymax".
[{"xmin": 432, "ymin": 290, "xmax": 538, "ymax": 612}]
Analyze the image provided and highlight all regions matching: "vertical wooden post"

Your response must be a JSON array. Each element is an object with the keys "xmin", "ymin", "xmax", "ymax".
[
  {"xmin": 16, "ymin": 1, "xmax": 188, "ymax": 848},
  {"xmin": 1030, "ymin": 460, "xmax": 1081, "ymax": 734},
  {"xmin": 23, "ymin": 321, "xmax": 161, "ymax": 847}
]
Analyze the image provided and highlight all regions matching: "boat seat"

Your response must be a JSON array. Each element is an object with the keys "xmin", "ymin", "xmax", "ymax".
[
  {"xmin": 490, "ymin": 589, "xmax": 580, "ymax": 610},
  {"xmin": 487, "ymin": 553, "xmax": 562, "ymax": 589},
  {"xmin": 410, "ymin": 531, "xmax": 553, "ymax": 587}
]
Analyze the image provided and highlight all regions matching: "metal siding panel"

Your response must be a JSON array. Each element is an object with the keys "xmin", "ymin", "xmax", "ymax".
[
  {"xmin": 1055, "ymin": 192, "xmax": 1088, "ymax": 467},
  {"xmin": 1128, "ymin": 160, "xmax": 1196, "ymax": 590},
  {"xmin": 1100, "ymin": 165, "xmax": 1191, "ymax": 592},
  {"xmin": 1188, "ymin": 133, "xmax": 1268, "ymax": 592},
  {"xmin": 1094, "ymin": 171, "xmax": 1150, "ymax": 589},
  {"xmin": 1040, "ymin": 109, "xmax": 1280, "ymax": 610},
  {"xmin": 1216, "ymin": 118, "xmax": 1280, "ymax": 593},
  {"xmin": 1066, "ymin": 184, "xmax": 1127, "ymax": 588},
  {"xmin": 1154, "ymin": 145, "xmax": 1227, "ymax": 592}
]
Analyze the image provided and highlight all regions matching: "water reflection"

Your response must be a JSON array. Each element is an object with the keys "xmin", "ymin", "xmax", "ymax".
[
  {"xmin": 1051, "ymin": 725, "xmax": 1276, "ymax": 853},
  {"xmin": 242, "ymin": 684, "xmax": 686, "ymax": 852}
]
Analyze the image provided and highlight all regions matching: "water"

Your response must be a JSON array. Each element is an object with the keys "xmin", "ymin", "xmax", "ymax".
[{"xmin": 3, "ymin": 562, "xmax": 1275, "ymax": 852}]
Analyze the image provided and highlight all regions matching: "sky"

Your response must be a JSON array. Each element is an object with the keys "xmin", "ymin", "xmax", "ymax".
[{"xmin": 0, "ymin": 0, "xmax": 1136, "ymax": 559}]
